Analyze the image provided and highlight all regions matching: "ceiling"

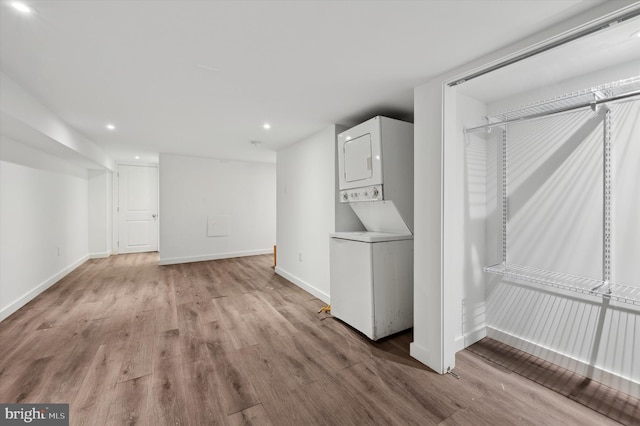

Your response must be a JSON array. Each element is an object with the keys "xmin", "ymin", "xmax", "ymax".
[
  {"xmin": 0, "ymin": 0, "xmax": 624, "ymax": 164},
  {"xmin": 458, "ymin": 12, "xmax": 640, "ymax": 104}
]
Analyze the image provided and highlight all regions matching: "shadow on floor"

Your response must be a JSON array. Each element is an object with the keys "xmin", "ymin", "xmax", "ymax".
[{"xmin": 467, "ymin": 338, "xmax": 640, "ymax": 425}]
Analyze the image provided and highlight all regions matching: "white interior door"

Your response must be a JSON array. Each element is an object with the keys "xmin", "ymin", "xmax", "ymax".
[{"xmin": 118, "ymin": 165, "xmax": 158, "ymax": 253}]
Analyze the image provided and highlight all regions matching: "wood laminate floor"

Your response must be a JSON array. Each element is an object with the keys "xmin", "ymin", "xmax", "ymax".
[{"xmin": 0, "ymin": 253, "xmax": 638, "ymax": 425}]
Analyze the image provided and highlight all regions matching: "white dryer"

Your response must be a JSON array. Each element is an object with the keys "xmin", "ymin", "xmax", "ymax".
[{"xmin": 336, "ymin": 116, "xmax": 414, "ymax": 233}]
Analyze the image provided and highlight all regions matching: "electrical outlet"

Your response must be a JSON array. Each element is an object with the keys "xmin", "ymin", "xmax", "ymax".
[
  {"xmin": 57, "ymin": 246, "xmax": 61, "ymax": 256},
  {"xmin": 298, "ymin": 252, "xmax": 302, "ymax": 262}
]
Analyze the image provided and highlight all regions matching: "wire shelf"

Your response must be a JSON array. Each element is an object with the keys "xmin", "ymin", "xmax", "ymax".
[
  {"xmin": 466, "ymin": 76, "xmax": 640, "ymax": 133},
  {"xmin": 477, "ymin": 76, "xmax": 640, "ymax": 308},
  {"xmin": 484, "ymin": 263, "xmax": 640, "ymax": 306},
  {"xmin": 608, "ymin": 283, "xmax": 640, "ymax": 306},
  {"xmin": 488, "ymin": 76, "xmax": 640, "ymax": 122}
]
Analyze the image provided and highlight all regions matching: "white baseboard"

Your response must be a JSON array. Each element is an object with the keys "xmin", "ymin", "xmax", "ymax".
[
  {"xmin": 452, "ymin": 326, "xmax": 487, "ymax": 354},
  {"xmin": 464, "ymin": 325, "xmax": 487, "ymax": 349},
  {"xmin": 158, "ymin": 249, "xmax": 273, "ymax": 266},
  {"xmin": 89, "ymin": 251, "xmax": 111, "ymax": 259},
  {"xmin": 0, "ymin": 254, "xmax": 89, "ymax": 321},
  {"xmin": 274, "ymin": 267, "xmax": 329, "ymax": 304},
  {"xmin": 487, "ymin": 326, "xmax": 640, "ymax": 399}
]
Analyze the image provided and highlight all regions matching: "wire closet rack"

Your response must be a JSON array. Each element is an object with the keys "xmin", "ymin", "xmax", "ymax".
[
  {"xmin": 467, "ymin": 76, "xmax": 640, "ymax": 306},
  {"xmin": 466, "ymin": 76, "xmax": 640, "ymax": 133}
]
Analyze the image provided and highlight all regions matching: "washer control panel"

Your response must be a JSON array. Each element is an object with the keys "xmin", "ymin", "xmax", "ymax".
[{"xmin": 339, "ymin": 185, "xmax": 383, "ymax": 203}]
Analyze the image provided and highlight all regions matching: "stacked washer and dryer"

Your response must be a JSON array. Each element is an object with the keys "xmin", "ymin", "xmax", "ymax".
[{"xmin": 330, "ymin": 116, "xmax": 414, "ymax": 340}]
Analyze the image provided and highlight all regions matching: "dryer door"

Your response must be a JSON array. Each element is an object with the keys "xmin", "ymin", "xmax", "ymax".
[
  {"xmin": 344, "ymin": 134, "xmax": 373, "ymax": 182},
  {"xmin": 338, "ymin": 117, "xmax": 383, "ymax": 190}
]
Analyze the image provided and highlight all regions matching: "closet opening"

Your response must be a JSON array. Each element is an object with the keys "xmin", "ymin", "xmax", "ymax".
[{"xmin": 441, "ymin": 8, "xmax": 640, "ymax": 402}]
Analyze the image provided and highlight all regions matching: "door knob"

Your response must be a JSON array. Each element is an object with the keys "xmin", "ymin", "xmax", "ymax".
[{"xmin": 152, "ymin": 214, "xmax": 157, "ymax": 219}]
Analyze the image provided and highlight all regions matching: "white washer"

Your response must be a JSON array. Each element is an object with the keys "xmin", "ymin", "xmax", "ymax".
[{"xmin": 330, "ymin": 232, "xmax": 413, "ymax": 340}]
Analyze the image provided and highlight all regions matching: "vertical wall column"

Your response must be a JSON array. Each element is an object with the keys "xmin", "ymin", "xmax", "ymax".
[
  {"xmin": 88, "ymin": 169, "xmax": 112, "ymax": 258},
  {"xmin": 410, "ymin": 80, "xmax": 448, "ymax": 373}
]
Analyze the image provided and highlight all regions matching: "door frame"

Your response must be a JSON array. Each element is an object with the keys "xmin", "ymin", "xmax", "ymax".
[{"xmin": 112, "ymin": 162, "xmax": 160, "ymax": 255}]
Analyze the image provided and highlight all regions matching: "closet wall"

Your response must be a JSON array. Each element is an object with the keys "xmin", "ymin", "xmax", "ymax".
[
  {"xmin": 453, "ymin": 93, "xmax": 489, "ymax": 350},
  {"xmin": 457, "ymin": 62, "xmax": 640, "ymax": 396}
]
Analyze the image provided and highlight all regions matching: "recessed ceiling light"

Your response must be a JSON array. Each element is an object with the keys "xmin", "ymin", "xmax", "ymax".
[
  {"xmin": 11, "ymin": 1, "xmax": 32, "ymax": 14},
  {"xmin": 106, "ymin": 124, "xmax": 116, "ymax": 130},
  {"xmin": 135, "ymin": 156, "xmax": 140, "ymax": 160},
  {"xmin": 631, "ymin": 30, "xmax": 640, "ymax": 39},
  {"xmin": 263, "ymin": 123, "xmax": 271, "ymax": 130}
]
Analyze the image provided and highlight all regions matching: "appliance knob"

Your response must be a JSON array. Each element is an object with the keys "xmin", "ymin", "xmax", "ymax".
[
  {"xmin": 342, "ymin": 192, "xmax": 348, "ymax": 201},
  {"xmin": 372, "ymin": 187, "xmax": 379, "ymax": 197}
]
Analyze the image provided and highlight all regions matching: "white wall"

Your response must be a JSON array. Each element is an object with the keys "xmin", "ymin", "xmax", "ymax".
[
  {"xmin": 275, "ymin": 125, "xmax": 362, "ymax": 303},
  {"xmin": 0, "ymin": 72, "xmax": 113, "ymax": 171},
  {"xmin": 456, "ymin": 93, "xmax": 488, "ymax": 350},
  {"xmin": 88, "ymin": 170, "xmax": 112, "ymax": 257},
  {"xmin": 158, "ymin": 153, "xmax": 276, "ymax": 265},
  {"xmin": 0, "ymin": 71, "xmax": 114, "ymax": 321},
  {"xmin": 0, "ymin": 137, "xmax": 89, "ymax": 320}
]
